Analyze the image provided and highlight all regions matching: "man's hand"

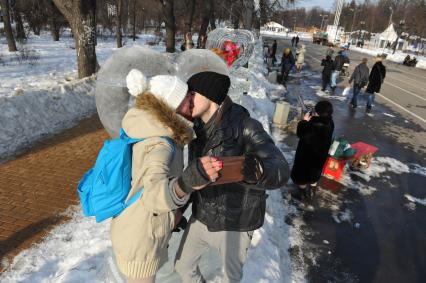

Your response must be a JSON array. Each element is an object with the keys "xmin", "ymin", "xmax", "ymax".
[{"xmin": 242, "ymin": 155, "xmax": 264, "ymax": 184}]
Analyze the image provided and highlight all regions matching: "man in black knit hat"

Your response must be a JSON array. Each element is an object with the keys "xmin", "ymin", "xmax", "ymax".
[{"xmin": 175, "ymin": 71, "xmax": 289, "ymax": 283}]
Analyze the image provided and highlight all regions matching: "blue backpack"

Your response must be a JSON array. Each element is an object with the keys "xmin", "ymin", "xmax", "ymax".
[{"xmin": 77, "ymin": 128, "xmax": 175, "ymax": 223}]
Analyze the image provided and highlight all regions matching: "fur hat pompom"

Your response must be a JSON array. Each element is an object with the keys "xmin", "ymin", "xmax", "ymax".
[{"xmin": 126, "ymin": 69, "xmax": 148, "ymax": 97}]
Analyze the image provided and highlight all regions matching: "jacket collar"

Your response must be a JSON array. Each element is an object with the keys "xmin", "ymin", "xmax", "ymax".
[{"xmin": 122, "ymin": 93, "xmax": 194, "ymax": 147}]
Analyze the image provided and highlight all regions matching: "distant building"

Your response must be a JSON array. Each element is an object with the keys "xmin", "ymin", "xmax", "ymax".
[{"xmin": 261, "ymin": 22, "xmax": 288, "ymax": 33}]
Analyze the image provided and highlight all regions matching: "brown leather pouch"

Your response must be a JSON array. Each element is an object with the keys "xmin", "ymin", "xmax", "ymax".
[{"xmin": 211, "ymin": 156, "xmax": 245, "ymax": 186}]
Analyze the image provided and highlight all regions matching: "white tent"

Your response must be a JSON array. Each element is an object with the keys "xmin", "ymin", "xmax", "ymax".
[
  {"xmin": 263, "ymin": 21, "xmax": 288, "ymax": 33},
  {"xmin": 371, "ymin": 23, "xmax": 402, "ymax": 49}
]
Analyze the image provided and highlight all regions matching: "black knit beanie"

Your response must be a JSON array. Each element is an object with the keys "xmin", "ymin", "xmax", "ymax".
[
  {"xmin": 187, "ymin": 72, "xmax": 231, "ymax": 105},
  {"xmin": 315, "ymin": 100, "xmax": 333, "ymax": 117}
]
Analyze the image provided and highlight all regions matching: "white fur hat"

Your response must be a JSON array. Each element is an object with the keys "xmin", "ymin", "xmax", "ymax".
[{"xmin": 126, "ymin": 69, "xmax": 188, "ymax": 110}]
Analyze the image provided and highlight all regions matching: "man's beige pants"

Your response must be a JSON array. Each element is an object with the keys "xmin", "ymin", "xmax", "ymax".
[{"xmin": 175, "ymin": 217, "xmax": 253, "ymax": 283}]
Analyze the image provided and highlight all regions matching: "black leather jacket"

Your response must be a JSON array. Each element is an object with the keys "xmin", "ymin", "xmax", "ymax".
[{"xmin": 189, "ymin": 97, "xmax": 289, "ymax": 232}]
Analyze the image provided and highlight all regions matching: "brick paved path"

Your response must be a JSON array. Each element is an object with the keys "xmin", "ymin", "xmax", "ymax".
[{"xmin": 0, "ymin": 115, "xmax": 109, "ymax": 271}]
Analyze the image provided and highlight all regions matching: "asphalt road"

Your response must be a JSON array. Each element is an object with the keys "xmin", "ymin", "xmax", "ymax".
[
  {"xmin": 264, "ymin": 36, "xmax": 426, "ymax": 283},
  {"xmin": 302, "ymin": 42, "xmax": 426, "ymax": 127}
]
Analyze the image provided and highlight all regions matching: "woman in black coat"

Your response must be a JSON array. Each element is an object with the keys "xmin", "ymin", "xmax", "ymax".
[
  {"xmin": 366, "ymin": 57, "xmax": 386, "ymax": 112},
  {"xmin": 291, "ymin": 100, "xmax": 334, "ymax": 202}
]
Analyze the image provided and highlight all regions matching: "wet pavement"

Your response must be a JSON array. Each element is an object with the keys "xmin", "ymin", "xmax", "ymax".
[{"xmin": 265, "ymin": 37, "xmax": 426, "ymax": 283}]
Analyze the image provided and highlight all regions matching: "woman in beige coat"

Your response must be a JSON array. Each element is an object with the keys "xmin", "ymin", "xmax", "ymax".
[{"xmin": 110, "ymin": 69, "xmax": 221, "ymax": 283}]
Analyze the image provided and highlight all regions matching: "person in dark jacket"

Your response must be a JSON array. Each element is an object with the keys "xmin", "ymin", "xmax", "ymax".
[
  {"xmin": 349, "ymin": 58, "xmax": 370, "ymax": 108},
  {"xmin": 175, "ymin": 71, "xmax": 290, "ymax": 283},
  {"xmin": 321, "ymin": 55, "xmax": 334, "ymax": 92},
  {"xmin": 281, "ymin": 48, "xmax": 295, "ymax": 87},
  {"xmin": 272, "ymin": 40, "xmax": 278, "ymax": 63},
  {"xmin": 291, "ymin": 36, "xmax": 296, "ymax": 47},
  {"xmin": 295, "ymin": 35, "xmax": 300, "ymax": 46},
  {"xmin": 365, "ymin": 56, "xmax": 386, "ymax": 112},
  {"xmin": 330, "ymin": 50, "xmax": 350, "ymax": 94},
  {"xmin": 290, "ymin": 100, "xmax": 334, "ymax": 203}
]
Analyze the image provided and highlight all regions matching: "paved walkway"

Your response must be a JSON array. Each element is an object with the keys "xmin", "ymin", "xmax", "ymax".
[{"xmin": 0, "ymin": 115, "xmax": 108, "ymax": 271}]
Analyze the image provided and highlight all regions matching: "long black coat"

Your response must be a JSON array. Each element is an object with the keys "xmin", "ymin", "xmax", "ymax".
[
  {"xmin": 291, "ymin": 116, "xmax": 334, "ymax": 185},
  {"xmin": 366, "ymin": 61, "xmax": 386, "ymax": 93}
]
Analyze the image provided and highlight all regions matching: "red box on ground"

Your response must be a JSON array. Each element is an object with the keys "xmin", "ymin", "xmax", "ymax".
[{"xmin": 322, "ymin": 157, "xmax": 347, "ymax": 182}]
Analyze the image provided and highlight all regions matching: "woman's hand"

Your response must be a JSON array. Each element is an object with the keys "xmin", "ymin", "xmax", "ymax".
[
  {"xmin": 175, "ymin": 156, "xmax": 223, "ymax": 196},
  {"xmin": 303, "ymin": 112, "xmax": 312, "ymax": 121}
]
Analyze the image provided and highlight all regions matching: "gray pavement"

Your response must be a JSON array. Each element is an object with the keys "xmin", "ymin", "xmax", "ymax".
[{"xmin": 264, "ymin": 36, "xmax": 426, "ymax": 283}]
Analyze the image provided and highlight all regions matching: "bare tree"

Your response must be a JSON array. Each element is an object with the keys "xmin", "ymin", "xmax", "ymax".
[
  {"xmin": 45, "ymin": 0, "xmax": 63, "ymax": 41},
  {"xmin": 116, "ymin": 0, "xmax": 123, "ymax": 47},
  {"xmin": 242, "ymin": 0, "xmax": 254, "ymax": 30},
  {"xmin": 159, "ymin": 0, "xmax": 176, "ymax": 52},
  {"xmin": 183, "ymin": 0, "xmax": 196, "ymax": 35},
  {"xmin": 0, "ymin": 0, "xmax": 17, "ymax": 51},
  {"xmin": 10, "ymin": 1, "xmax": 27, "ymax": 41},
  {"xmin": 198, "ymin": 0, "xmax": 214, "ymax": 46},
  {"xmin": 53, "ymin": 0, "xmax": 97, "ymax": 78}
]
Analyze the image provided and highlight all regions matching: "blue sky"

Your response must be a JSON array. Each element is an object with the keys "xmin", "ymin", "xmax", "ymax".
[{"xmin": 295, "ymin": 0, "xmax": 336, "ymax": 11}]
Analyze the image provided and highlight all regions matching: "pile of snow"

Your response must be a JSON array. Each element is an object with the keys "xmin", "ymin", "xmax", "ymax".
[
  {"xmin": 0, "ymin": 38, "xmax": 306, "ymax": 282},
  {"xmin": 0, "ymin": 78, "xmax": 96, "ymax": 160},
  {"xmin": 350, "ymin": 46, "xmax": 426, "ymax": 70}
]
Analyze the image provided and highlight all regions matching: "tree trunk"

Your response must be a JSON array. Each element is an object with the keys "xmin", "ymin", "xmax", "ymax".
[
  {"xmin": 209, "ymin": 0, "xmax": 216, "ymax": 30},
  {"xmin": 132, "ymin": 0, "xmax": 136, "ymax": 41},
  {"xmin": 242, "ymin": 0, "xmax": 254, "ymax": 30},
  {"xmin": 161, "ymin": 0, "xmax": 176, "ymax": 53},
  {"xmin": 116, "ymin": 0, "xmax": 123, "ymax": 47},
  {"xmin": 231, "ymin": 1, "xmax": 240, "ymax": 29},
  {"xmin": 10, "ymin": 2, "xmax": 26, "ymax": 41},
  {"xmin": 0, "ymin": 0, "xmax": 17, "ymax": 51},
  {"xmin": 259, "ymin": 0, "xmax": 268, "ymax": 27},
  {"xmin": 47, "ymin": 0, "xmax": 61, "ymax": 41},
  {"xmin": 183, "ymin": 0, "xmax": 196, "ymax": 35},
  {"xmin": 53, "ymin": 0, "xmax": 98, "ymax": 78},
  {"xmin": 198, "ymin": 0, "xmax": 212, "ymax": 47}
]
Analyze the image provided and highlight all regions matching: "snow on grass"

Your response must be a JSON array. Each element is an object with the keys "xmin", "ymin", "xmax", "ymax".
[{"xmin": 350, "ymin": 46, "xmax": 426, "ymax": 70}]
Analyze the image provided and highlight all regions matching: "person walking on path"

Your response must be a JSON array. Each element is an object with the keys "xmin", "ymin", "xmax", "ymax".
[
  {"xmin": 272, "ymin": 40, "xmax": 278, "ymax": 64},
  {"xmin": 326, "ymin": 45, "xmax": 334, "ymax": 57},
  {"xmin": 365, "ymin": 56, "xmax": 386, "ymax": 112},
  {"xmin": 330, "ymin": 50, "xmax": 349, "ymax": 94},
  {"xmin": 290, "ymin": 100, "xmax": 334, "ymax": 205},
  {"xmin": 349, "ymin": 58, "xmax": 370, "ymax": 108},
  {"xmin": 291, "ymin": 36, "xmax": 296, "ymax": 47},
  {"xmin": 110, "ymin": 70, "xmax": 222, "ymax": 283},
  {"xmin": 295, "ymin": 44, "xmax": 306, "ymax": 72},
  {"xmin": 321, "ymin": 55, "xmax": 334, "ymax": 92},
  {"xmin": 181, "ymin": 32, "xmax": 195, "ymax": 51},
  {"xmin": 295, "ymin": 35, "xmax": 300, "ymax": 46},
  {"xmin": 281, "ymin": 48, "xmax": 295, "ymax": 87},
  {"xmin": 175, "ymin": 71, "xmax": 289, "ymax": 283}
]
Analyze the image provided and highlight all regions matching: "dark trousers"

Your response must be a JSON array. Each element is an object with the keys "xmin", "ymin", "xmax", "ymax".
[
  {"xmin": 322, "ymin": 74, "xmax": 331, "ymax": 90},
  {"xmin": 351, "ymin": 84, "xmax": 362, "ymax": 107},
  {"xmin": 282, "ymin": 71, "xmax": 290, "ymax": 87}
]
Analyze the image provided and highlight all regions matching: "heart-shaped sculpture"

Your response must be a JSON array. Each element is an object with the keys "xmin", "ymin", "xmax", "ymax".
[
  {"xmin": 205, "ymin": 28, "xmax": 256, "ymax": 70},
  {"xmin": 95, "ymin": 46, "xmax": 176, "ymax": 137}
]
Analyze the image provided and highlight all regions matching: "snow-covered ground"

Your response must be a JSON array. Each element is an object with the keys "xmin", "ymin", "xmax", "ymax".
[
  {"xmin": 260, "ymin": 30, "xmax": 312, "ymax": 42},
  {"xmin": 0, "ymin": 37, "xmax": 307, "ymax": 282},
  {"xmin": 349, "ymin": 46, "xmax": 426, "ymax": 70}
]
